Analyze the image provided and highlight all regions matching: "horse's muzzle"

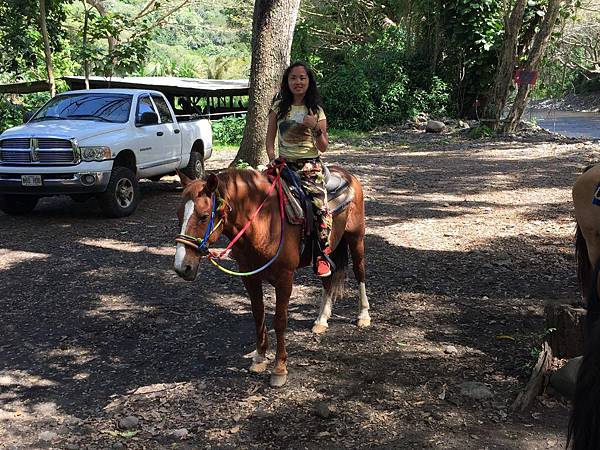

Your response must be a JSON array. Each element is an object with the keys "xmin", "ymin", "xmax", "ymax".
[{"xmin": 174, "ymin": 263, "xmax": 197, "ymax": 281}]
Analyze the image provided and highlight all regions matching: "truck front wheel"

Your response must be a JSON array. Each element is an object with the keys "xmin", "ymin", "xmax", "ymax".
[
  {"xmin": 0, "ymin": 195, "xmax": 39, "ymax": 215},
  {"xmin": 182, "ymin": 151, "xmax": 205, "ymax": 180},
  {"xmin": 97, "ymin": 166, "xmax": 139, "ymax": 218}
]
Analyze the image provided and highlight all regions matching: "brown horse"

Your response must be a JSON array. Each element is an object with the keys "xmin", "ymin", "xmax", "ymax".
[
  {"xmin": 173, "ymin": 166, "xmax": 371, "ymax": 387},
  {"xmin": 569, "ymin": 165, "xmax": 600, "ymax": 449}
]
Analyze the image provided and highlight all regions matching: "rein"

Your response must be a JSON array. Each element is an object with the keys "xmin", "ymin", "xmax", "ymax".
[{"xmin": 175, "ymin": 165, "xmax": 286, "ymax": 277}]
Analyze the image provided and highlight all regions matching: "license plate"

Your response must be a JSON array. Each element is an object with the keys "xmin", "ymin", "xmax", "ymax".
[{"xmin": 21, "ymin": 175, "xmax": 42, "ymax": 186}]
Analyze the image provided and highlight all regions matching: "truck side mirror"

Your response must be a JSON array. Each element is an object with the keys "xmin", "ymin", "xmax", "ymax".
[
  {"xmin": 23, "ymin": 111, "xmax": 35, "ymax": 123},
  {"xmin": 138, "ymin": 111, "xmax": 159, "ymax": 126}
]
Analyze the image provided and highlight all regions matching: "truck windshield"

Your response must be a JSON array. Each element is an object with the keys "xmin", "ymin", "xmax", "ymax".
[{"xmin": 32, "ymin": 93, "xmax": 133, "ymax": 123}]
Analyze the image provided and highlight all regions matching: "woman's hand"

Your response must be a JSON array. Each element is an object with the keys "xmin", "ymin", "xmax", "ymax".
[{"xmin": 303, "ymin": 113, "xmax": 319, "ymax": 131}]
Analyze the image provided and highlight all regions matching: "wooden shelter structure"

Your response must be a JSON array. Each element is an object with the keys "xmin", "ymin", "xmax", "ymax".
[{"xmin": 63, "ymin": 76, "xmax": 249, "ymax": 119}]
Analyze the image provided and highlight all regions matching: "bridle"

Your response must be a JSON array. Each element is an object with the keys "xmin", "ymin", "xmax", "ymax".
[{"xmin": 175, "ymin": 191, "xmax": 228, "ymax": 256}]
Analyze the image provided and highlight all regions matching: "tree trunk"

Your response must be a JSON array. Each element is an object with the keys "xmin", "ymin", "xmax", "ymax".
[
  {"xmin": 428, "ymin": 0, "xmax": 442, "ymax": 74},
  {"xmin": 544, "ymin": 301, "xmax": 585, "ymax": 358},
  {"xmin": 502, "ymin": 0, "xmax": 566, "ymax": 133},
  {"xmin": 83, "ymin": 1, "xmax": 90, "ymax": 89},
  {"xmin": 234, "ymin": 0, "xmax": 301, "ymax": 168},
  {"xmin": 39, "ymin": 0, "xmax": 56, "ymax": 97},
  {"xmin": 483, "ymin": 0, "xmax": 528, "ymax": 128},
  {"xmin": 86, "ymin": 0, "xmax": 118, "ymax": 53}
]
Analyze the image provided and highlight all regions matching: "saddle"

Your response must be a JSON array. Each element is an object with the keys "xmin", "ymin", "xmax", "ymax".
[{"xmin": 280, "ymin": 165, "xmax": 355, "ymax": 226}]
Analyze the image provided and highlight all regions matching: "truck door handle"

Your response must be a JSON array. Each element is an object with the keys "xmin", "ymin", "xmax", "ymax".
[
  {"xmin": 174, "ymin": 129, "xmax": 181, "ymax": 134},
  {"xmin": 156, "ymin": 131, "xmax": 164, "ymax": 136}
]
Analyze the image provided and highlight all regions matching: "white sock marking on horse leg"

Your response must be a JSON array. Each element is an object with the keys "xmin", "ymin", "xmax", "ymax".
[
  {"xmin": 357, "ymin": 282, "xmax": 371, "ymax": 325},
  {"xmin": 314, "ymin": 287, "xmax": 333, "ymax": 327},
  {"xmin": 253, "ymin": 352, "xmax": 267, "ymax": 364},
  {"xmin": 174, "ymin": 200, "xmax": 195, "ymax": 271}
]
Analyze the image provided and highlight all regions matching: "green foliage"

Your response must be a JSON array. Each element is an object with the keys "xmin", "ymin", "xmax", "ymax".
[
  {"xmin": 212, "ymin": 116, "xmax": 246, "ymax": 146},
  {"xmin": 312, "ymin": 28, "xmax": 451, "ymax": 130},
  {"xmin": 0, "ymin": 0, "xmax": 68, "ymax": 77},
  {"xmin": 467, "ymin": 124, "xmax": 494, "ymax": 139},
  {"xmin": 0, "ymin": 92, "xmax": 50, "ymax": 132},
  {"xmin": 234, "ymin": 159, "xmax": 252, "ymax": 169}
]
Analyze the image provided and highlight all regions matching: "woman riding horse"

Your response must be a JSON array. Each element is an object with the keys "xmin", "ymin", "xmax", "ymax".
[{"xmin": 266, "ymin": 62, "xmax": 333, "ymax": 277}]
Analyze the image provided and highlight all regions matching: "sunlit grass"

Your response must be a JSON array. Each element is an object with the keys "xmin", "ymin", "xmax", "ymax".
[
  {"xmin": 213, "ymin": 144, "xmax": 239, "ymax": 152},
  {"xmin": 328, "ymin": 128, "xmax": 369, "ymax": 140}
]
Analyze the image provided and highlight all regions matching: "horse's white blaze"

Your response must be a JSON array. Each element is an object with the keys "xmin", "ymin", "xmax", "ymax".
[
  {"xmin": 174, "ymin": 200, "xmax": 195, "ymax": 270},
  {"xmin": 357, "ymin": 282, "xmax": 370, "ymax": 320},
  {"xmin": 314, "ymin": 287, "xmax": 334, "ymax": 327}
]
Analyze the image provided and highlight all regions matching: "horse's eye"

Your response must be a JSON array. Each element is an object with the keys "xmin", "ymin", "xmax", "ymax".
[{"xmin": 198, "ymin": 213, "xmax": 209, "ymax": 223}]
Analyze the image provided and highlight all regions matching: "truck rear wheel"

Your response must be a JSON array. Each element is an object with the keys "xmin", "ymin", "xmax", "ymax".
[
  {"xmin": 182, "ymin": 151, "xmax": 205, "ymax": 180},
  {"xmin": 0, "ymin": 195, "xmax": 39, "ymax": 215},
  {"xmin": 97, "ymin": 166, "xmax": 139, "ymax": 218}
]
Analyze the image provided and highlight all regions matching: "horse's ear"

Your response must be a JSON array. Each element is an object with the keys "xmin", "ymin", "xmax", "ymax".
[
  {"xmin": 177, "ymin": 169, "xmax": 192, "ymax": 187},
  {"xmin": 205, "ymin": 173, "xmax": 218, "ymax": 193}
]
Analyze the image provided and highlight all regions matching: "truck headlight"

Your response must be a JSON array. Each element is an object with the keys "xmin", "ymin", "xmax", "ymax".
[{"xmin": 80, "ymin": 146, "xmax": 112, "ymax": 161}]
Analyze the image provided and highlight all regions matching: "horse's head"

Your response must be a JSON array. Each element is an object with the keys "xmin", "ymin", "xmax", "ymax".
[{"xmin": 173, "ymin": 170, "xmax": 222, "ymax": 281}]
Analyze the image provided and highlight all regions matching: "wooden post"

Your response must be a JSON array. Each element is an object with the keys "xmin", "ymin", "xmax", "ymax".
[{"xmin": 511, "ymin": 341, "xmax": 553, "ymax": 412}]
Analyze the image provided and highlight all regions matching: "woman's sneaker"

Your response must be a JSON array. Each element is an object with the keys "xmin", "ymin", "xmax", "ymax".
[{"xmin": 315, "ymin": 256, "xmax": 331, "ymax": 277}]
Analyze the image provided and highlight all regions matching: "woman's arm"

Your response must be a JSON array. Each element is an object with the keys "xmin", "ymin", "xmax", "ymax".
[
  {"xmin": 314, "ymin": 118, "xmax": 328, "ymax": 153},
  {"xmin": 266, "ymin": 111, "xmax": 277, "ymax": 161}
]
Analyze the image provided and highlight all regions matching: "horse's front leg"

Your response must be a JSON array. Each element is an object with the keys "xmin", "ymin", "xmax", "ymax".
[
  {"xmin": 312, "ymin": 275, "xmax": 336, "ymax": 334},
  {"xmin": 243, "ymin": 277, "xmax": 269, "ymax": 373},
  {"xmin": 271, "ymin": 271, "xmax": 293, "ymax": 387}
]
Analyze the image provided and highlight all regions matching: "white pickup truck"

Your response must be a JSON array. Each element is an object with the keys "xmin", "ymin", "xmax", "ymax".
[{"xmin": 0, "ymin": 88, "xmax": 212, "ymax": 217}]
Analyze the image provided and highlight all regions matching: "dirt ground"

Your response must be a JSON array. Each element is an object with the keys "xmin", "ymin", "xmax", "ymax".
[{"xmin": 1, "ymin": 128, "xmax": 599, "ymax": 449}]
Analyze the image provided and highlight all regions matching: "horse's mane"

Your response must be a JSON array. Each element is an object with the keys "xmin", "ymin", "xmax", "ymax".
[{"xmin": 217, "ymin": 168, "xmax": 271, "ymax": 195}]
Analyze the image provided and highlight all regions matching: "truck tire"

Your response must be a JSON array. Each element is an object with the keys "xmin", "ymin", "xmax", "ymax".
[
  {"xmin": 0, "ymin": 195, "xmax": 39, "ymax": 215},
  {"xmin": 182, "ymin": 151, "xmax": 205, "ymax": 180},
  {"xmin": 97, "ymin": 166, "xmax": 139, "ymax": 218}
]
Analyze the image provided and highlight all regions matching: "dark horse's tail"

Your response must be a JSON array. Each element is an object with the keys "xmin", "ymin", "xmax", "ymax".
[
  {"xmin": 328, "ymin": 236, "xmax": 349, "ymax": 301},
  {"xmin": 568, "ymin": 224, "xmax": 600, "ymax": 449}
]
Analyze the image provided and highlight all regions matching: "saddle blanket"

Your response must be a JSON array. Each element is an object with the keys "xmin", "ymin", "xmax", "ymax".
[{"xmin": 280, "ymin": 167, "xmax": 355, "ymax": 225}]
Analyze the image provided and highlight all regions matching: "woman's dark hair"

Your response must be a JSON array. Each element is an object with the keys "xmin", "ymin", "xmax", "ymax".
[{"xmin": 274, "ymin": 62, "xmax": 323, "ymax": 121}]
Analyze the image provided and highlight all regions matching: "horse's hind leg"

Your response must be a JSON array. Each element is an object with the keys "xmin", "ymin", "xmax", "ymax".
[
  {"xmin": 243, "ymin": 277, "xmax": 269, "ymax": 373},
  {"xmin": 348, "ymin": 235, "xmax": 371, "ymax": 328}
]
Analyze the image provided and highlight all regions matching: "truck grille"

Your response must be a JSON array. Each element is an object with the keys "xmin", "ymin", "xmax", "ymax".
[{"xmin": 0, "ymin": 138, "xmax": 78, "ymax": 165}]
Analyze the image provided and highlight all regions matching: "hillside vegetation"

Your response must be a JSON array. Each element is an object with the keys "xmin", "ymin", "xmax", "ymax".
[{"xmin": 0, "ymin": 0, "xmax": 599, "ymax": 133}]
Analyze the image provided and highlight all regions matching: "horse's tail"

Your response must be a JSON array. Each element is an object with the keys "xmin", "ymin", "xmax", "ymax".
[
  {"xmin": 568, "ymin": 253, "xmax": 600, "ymax": 449},
  {"xmin": 576, "ymin": 224, "xmax": 592, "ymax": 298},
  {"xmin": 328, "ymin": 236, "xmax": 349, "ymax": 301}
]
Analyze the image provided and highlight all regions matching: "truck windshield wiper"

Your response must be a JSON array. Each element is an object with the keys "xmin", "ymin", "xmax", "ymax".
[
  {"xmin": 65, "ymin": 114, "xmax": 112, "ymax": 123},
  {"xmin": 31, "ymin": 116, "xmax": 66, "ymax": 122}
]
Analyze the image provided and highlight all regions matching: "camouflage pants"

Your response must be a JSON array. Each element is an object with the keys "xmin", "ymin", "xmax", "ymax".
[{"xmin": 290, "ymin": 159, "xmax": 332, "ymax": 252}]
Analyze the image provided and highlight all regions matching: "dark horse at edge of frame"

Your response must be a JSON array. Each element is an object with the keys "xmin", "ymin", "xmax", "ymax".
[
  {"xmin": 569, "ymin": 164, "xmax": 600, "ymax": 449},
  {"xmin": 172, "ymin": 166, "xmax": 371, "ymax": 387}
]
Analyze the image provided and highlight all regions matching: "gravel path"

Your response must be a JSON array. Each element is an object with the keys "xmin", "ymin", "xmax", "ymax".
[{"xmin": 1, "ymin": 130, "xmax": 599, "ymax": 449}]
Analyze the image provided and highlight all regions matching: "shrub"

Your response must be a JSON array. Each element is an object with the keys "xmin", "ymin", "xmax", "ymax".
[
  {"xmin": 212, "ymin": 115, "xmax": 246, "ymax": 146},
  {"xmin": 315, "ymin": 29, "xmax": 451, "ymax": 130},
  {"xmin": 467, "ymin": 124, "xmax": 494, "ymax": 139}
]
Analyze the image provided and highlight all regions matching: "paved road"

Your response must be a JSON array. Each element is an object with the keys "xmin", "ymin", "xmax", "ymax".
[{"xmin": 528, "ymin": 110, "xmax": 600, "ymax": 139}]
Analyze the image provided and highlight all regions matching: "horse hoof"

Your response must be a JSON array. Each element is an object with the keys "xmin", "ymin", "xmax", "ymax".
[
  {"xmin": 312, "ymin": 323, "xmax": 328, "ymax": 334},
  {"xmin": 249, "ymin": 361, "xmax": 269, "ymax": 373},
  {"xmin": 270, "ymin": 373, "xmax": 288, "ymax": 388},
  {"xmin": 357, "ymin": 317, "xmax": 371, "ymax": 328}
]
